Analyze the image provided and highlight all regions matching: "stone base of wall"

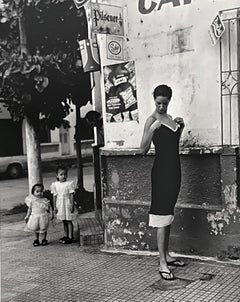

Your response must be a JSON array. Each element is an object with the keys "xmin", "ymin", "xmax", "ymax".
[
  {"xmin": 101, "ymin": 147, "xmax": 240, "ymax": 258},
  {"xmin": 103, "ymin": 198, "xmax": 240, "ymax": 258}
]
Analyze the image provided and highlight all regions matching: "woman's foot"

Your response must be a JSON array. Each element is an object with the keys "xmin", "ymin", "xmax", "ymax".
[
  {"xmin": 159, "ymin": 262, "xmax": 174, "ymax": 280},
  {"xmin": 42, "ymin": 239, "xmax": 49, "ymax": 246},
  {"xmin": 166, "ymin": 255, "xmax": 185, "ymax": 267},
  {"xmin": 33, "ymin": 239, "xmax": 40, "ymax": 247},
  {"xmin": 159, "ymin": 270, "xmax": 175, "ymax": 281}
]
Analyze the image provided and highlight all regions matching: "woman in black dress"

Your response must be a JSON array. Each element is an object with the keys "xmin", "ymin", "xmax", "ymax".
[{"xmin": 140, "ymin": 84, "xmax": 185, "ymax": 280}]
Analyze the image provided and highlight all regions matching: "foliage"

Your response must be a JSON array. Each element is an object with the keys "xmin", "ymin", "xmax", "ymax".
[{"xmin": 0, "ymin": 0, "xmax": 91, "ymax": 129}]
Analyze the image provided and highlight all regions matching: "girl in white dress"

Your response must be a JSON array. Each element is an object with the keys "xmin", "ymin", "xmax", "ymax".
[
  {"xmin": 51, "ymin": 165, "xmax": 76, "ymax": 244},
  {"xmin": 25, "ymin": 184, "xmax": 51, "ymax": 247}
]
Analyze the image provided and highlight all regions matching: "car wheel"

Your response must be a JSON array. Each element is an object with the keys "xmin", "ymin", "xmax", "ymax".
[{"xmin": 7, "ymin": 164, "xmax": 23, "ymax": 179}]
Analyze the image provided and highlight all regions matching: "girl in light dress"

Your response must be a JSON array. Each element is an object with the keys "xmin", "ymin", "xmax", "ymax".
[
  {"xmin": 25, "ymin": 184, "xmax": 51, "ymax": 247},
  {"xmin": 51, "ymin": 165, "xmax": 76, "ymax": 244}
]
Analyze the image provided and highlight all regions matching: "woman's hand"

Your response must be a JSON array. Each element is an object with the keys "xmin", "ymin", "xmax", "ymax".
[
  {"xmin": 174, "ymin": 117, "xmax": 185, "ymax": 127},
  {"xmin": 150, "ymin": 119, "xmax": 161, "ymax": 132}
]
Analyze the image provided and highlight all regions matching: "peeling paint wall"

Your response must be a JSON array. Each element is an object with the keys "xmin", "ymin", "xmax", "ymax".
[
  {"xmin": 96, "ymin": 0, "xmax": 240, "ymax": 148},
  {"xmin": 101, "ymin": 149, "xmax": 240, "ymax": 257}
]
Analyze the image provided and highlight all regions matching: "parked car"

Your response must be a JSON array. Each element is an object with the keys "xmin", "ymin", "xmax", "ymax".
[{"xmin": 0, "ymin": 155, "xmax": 27, "ymax": 178}]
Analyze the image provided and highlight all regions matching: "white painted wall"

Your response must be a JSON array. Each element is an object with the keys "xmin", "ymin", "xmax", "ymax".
[{"xmin": 96, "ymin": 0, "xmax": 240, "ymax": 148}]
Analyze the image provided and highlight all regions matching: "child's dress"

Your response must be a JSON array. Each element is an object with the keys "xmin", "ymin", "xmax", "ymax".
[
  {"xmin": 50, "ymin": 181, "xmax": 76, "ymax": 221},
  {"xmin": 25, "ymin": 196, "xmax": 50, "ymax": 233}
]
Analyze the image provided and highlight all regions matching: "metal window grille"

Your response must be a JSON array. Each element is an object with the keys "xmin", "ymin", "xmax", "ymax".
[{"xmin": 219, "ymin": 8, "xmax": 240, "ymax": 146}]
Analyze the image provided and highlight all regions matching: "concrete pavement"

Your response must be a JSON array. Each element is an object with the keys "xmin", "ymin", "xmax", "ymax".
[{"xmin": 1, "ymin": 217, "xmax": 240, "ymax": 302}]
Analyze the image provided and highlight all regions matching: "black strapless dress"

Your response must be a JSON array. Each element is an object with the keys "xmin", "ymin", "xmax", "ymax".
[{"xmin": 149, "ymin": 124, "xmax": 181, "ymax": 216}]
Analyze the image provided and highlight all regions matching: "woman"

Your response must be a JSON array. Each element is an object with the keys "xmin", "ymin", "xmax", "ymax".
[{"xmin": 140, "ymin": 84, "xmax": 185, "ymax": 281}]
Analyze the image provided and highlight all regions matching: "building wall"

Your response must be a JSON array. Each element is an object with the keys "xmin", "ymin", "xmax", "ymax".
[
  {"xmin": 97, "ymin": 0, "xmax": 240, "ymax": 148},
  {"xmin": 96, "ymin": 0, "xmax": 240, "ymax": 257}
]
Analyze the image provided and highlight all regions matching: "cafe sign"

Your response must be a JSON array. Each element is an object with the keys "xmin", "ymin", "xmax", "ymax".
[{"xmin": 91, "ymin": 3, "xmax": 124, "ymax": 36}]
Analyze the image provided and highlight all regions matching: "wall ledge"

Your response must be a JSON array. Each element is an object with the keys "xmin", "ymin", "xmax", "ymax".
[
  {"xmin": 102, "ymin": 198, "xmax": 224, "ymax": 211},
  {"xmin": 100, "ymin": 146, "xmax": 239, "ymax": 156}
]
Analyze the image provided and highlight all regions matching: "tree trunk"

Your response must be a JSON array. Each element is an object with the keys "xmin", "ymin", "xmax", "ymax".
[
  {"xmin": 18, "ymin": 8, "xmax": 42, "ymax": 193},
  {"xmin": 25, "ymin": 117, "xmax": 42, "ymax": 193},
  {"xmin": 75, "ymin": 103, "xmax": 84, "ymax": 190}
]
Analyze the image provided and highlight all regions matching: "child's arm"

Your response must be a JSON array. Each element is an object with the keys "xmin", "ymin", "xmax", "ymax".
[
  {"xmin": 25, "ymin": 207, "xmax": 32, "ymax": 223},
  {"xmin": 53, "ymin": 195, "xmax": 57, "ymax": 214}
]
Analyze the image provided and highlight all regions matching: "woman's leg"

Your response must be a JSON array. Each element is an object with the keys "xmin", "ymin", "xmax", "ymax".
[
  {"xmin": 157, "ymin": 226, "xmax": 174, "ymax": 279},
  {"xmin": 165, "ymin": 226, "xmax": 185, "ymax": 266}
]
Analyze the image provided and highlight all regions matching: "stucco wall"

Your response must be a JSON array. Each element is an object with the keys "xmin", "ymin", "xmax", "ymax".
[
  {"xmin": 97, "ymin": 0, "xmax": 240, "ymax": 148},
  {"xmin": 101, "ymin": 148, "xmax": 240, "ymax": 257}
]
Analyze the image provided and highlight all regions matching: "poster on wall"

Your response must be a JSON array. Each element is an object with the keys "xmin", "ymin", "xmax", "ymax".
[
  {"xmin": 91, "ymin": 3, "xmax": 124, "ymax": 36},
  {"xmin": 78, "ymin": 39, "xmax": 100, "ymax": 72},
  {"xmin": 106, "ymin": 35, "xmax": 124, "ymax": 61},
  {"xmin": 208, "ymin": 14, "xmax": 225, "ymax": 46},
  {"xmin": 103, "ymin": 61, "xmax": 138, "ymax": 123}
]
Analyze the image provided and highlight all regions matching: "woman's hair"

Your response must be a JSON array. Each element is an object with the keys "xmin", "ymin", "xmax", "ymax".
[
  {"xmin": 31, "ymin": 183, "xmax": 44, "ymax": 195},
  {"xmin": 153, "ymin": 84, "xmax": 172, "ymax": 100}
]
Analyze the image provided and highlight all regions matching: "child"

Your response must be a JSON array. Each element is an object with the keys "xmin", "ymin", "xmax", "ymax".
[
  {"xmin": 25, "ymin": 183, "xmax": 51, "ymax": 247},
  {"xmin": 50, "ymin": 165, "xmax": 76, "ymax": 244}
]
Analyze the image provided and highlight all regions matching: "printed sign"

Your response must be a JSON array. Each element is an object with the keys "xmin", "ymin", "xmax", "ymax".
[
  {"xmin": 104, "ymin": 61, "xmax": 138, "ymax": 123},
  {"xmin": 106, "ymin": 35, "xmax": 124, "ymax": 61},
  {"xmin": 72, "ymin": 0, "xmax": 89, "ymax": 9},
  {"xmin": 78, "ymin": 39, "xmax": 100, "ymax": 72},
  {"xmin": 209, "ymin": 14, "xmax": 225, "ymax": 46},
  {"xmin": 91, "ymin": 3, "xmax": 124, "ymax": 36}
]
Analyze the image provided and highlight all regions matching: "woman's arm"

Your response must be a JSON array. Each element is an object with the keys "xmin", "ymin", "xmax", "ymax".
[
  {"xmin": 140, "ymin": 116, "xmax": 161, "ymax": 155},
  {"xmin": 174, "ymin": 117, "xmax": 185, "ymax": 137}
]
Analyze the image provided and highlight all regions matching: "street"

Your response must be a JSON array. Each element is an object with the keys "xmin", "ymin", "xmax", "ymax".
[{"xmin": 0, "ymin": 165, "xmax": 94, "ymax": 211}]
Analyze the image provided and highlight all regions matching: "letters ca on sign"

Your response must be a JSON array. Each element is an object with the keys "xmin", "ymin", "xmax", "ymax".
[
  {"xmin": 91, "ymin": 3, "xmax": 124, "ymax": 36},
  {"xmin": 138, "ymin": 0, "xmax": 192, "ymax": 15}
]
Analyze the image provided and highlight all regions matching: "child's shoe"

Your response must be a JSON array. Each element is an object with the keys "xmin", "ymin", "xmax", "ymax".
[
  {"xmin": 59, "ymin": 236, "xmax": 67, "ymax": 243},
  {"xmin": 42, "ymin": 239, "xmax": 49, "ymax": 246},
  {"xmin": 33, "ymin": 239, "xmax": 40, "ymax": 247}
]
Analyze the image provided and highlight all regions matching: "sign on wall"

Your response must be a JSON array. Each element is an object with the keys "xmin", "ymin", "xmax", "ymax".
[
  {"xmin": 91, "ymin": 3, "xmax": 124, "ymax": 36},
  {"xmin": 209, "ymin": 14, "xmax": 225, "ymax": 46},
  {"xmin": 106, "ymin": 35, "xmax": 125, "ymax": 61},
  {"xmin": 78, "ymin": 39, "xmax": 100, "ymax": 72},
  {"xmin": 72, "ymin": 0, "xmax": 89, "ymax": 9},
  {"xmin": 104, "ymin": 61, "xmax": 138, "ymax": 123}
]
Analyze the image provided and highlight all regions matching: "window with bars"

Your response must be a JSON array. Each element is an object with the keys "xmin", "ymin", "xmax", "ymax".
[{"xmin": 219, "ymin": 8, "xmax": 240, "ymax": 146}]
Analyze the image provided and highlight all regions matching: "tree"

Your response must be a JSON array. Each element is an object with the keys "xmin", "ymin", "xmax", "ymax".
[{"xmin": 0, "ymin": 0, "xmax": 91, "ymax": 191}]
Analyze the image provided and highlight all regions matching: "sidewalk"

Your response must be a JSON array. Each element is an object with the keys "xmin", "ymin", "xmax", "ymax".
[{"xmin": 1, "ymin": 219, "xmax": 240, "ymax": 302}]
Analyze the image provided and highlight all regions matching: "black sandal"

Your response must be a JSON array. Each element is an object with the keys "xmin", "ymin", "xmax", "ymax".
[
  {"xmin": 33, "ymin": 240, "xmax": 40, "ymax": 247},
  {"xmin": 167, "ymin": 259, "xmax": 185, "ymax": 267},
  {"xmin": 42, "ymin": 239, "xmax": 49, "ymax": 246},
  {"xmin": 159, "ymin": 270, "xmax": 175, "ymax": 281}
]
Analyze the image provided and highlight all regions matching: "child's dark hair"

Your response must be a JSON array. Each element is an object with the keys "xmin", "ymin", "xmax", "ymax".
[
  {"xmin": 56, "ymin": 165, "xmax": 68, "ymax": 174},
  {"xmin": 31, "ymin": 183, "xmax": 44, "ymax": 195},
  {"xmin": 56, "ymin": 165, "xmax": 68, "ymax": 180}
]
